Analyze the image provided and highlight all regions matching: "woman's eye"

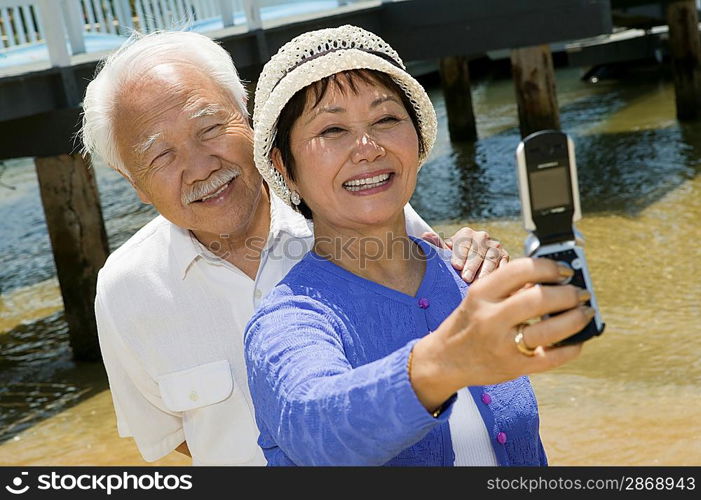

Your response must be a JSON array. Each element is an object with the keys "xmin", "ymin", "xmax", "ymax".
[
  {"xmin": 376, "ymin": 115, "xmax": 401, "ymax": 126},
  {"xmin": 320, "ymin": 126, "xmax": 345, "ymax": 136}
]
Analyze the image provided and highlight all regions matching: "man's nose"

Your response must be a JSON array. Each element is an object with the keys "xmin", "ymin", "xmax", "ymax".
[
  {"xmin": 350, "ymin": 132, "xmax": 385, "ymax": 164},
  {"xmin": 182, "ymin": 145, "xmax": 220, "ymax": 185}
]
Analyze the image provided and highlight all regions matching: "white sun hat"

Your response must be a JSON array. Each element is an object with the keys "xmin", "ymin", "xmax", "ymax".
[{"xmin": 252, "ymin": 24, "xmax": 438, "ymax": 206}]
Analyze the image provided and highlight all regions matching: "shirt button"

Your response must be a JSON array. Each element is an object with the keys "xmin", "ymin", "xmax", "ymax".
[
  {"xmin": 418, "ymin": 298, "xmax": 430, "ymax": 309},
  {"xmin": 497, "ymin": 432, "xmax": 507, "ymax": 445},
  {"xmin": 481, "ymin": 393, "xmax": 492, "ymax": 405},
  {"xmin": 254, "ymin": 289, "xmax": 262, "ymax": 299},
  {"xmin": 189, "ymin": 391, "xmax": 199, "ymax": 402}
]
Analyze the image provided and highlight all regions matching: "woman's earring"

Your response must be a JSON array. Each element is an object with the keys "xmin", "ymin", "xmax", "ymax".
[{"xmin": 290, "ymin": 190, "xmax": 301, "ymax": 206}]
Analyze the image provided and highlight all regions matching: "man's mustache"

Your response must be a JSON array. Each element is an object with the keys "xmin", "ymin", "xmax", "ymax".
[{"xmin": 182, "ymin": 166, "xmax": 241, "ymax": 205}]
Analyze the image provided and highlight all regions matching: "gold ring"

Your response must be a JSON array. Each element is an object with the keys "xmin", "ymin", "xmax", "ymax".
[{"xmin": 514, "ymin": 323, "xmax": 537, "ymax": 357}]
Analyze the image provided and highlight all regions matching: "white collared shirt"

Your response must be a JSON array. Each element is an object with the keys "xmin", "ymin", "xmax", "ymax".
[{"xmin": 96, "ymin": 193, "xmax": 435, "ymax": 465}]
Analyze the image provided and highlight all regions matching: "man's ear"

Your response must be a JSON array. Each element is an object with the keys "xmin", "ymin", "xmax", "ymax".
[
  {"xmin": 115, "ymin": 165, "xmax": 152, "ymax": 205},
  {"xmin": 271, "ymin": 148, "xmax": 296, "ymax": 192},
  {"xmin": 134, "ymin": 186, "xmax": 152, "ymax": 205}
]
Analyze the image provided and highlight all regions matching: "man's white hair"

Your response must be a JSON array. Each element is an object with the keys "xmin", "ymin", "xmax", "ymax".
[{"xmin": 81, "ymin": 30, "xmax": 248, "ymax": 177}]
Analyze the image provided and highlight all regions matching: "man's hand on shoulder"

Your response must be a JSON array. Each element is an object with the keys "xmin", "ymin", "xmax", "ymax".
[{"xmin": 422, "ymin": 227, "xmax": 509, "ymax": 283}]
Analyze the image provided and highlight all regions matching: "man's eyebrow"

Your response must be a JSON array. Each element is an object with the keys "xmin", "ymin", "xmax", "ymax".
[
  {"xmin": 190, "ymin": 104, "xmax": 224, "ymax": 120},
  {"xmin": 134, "ymin": 133, "xmax": 162, "ymax": 156}
]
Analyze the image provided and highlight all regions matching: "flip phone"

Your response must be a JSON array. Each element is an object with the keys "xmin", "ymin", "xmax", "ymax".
[{"xmin": 515, "ymin": 130, "xmax": 605, "ymax": 345}]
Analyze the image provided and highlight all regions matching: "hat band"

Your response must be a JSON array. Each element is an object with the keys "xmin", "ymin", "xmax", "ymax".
[{"xmin": 271, "ymin": 47, "xmax": 404, "ymax": 93}]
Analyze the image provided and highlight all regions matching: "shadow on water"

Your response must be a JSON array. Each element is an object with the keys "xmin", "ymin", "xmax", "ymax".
[
  {"xmin": 411, "ymin": 109, "xmax": 701, "ymax": 224},
  {"xmin": 0, "ymin": 311, "xmax": 108, "ymax": 443},
  {"xmin": 0, "ymin": 160, "xmax": 157, "ymax": 296},
  {"xmin": 411, "ymin": 64, "xmax": 701, "ymax": 222}
]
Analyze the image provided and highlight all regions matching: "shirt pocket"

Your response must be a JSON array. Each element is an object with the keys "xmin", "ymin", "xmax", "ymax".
[
  {"xmin": 157, "ymin": 359, "xmax": 233, "ymax": 412},
  {"xmin": 156, "ymin": 360, "xmax": 263, "ymax": 465}
]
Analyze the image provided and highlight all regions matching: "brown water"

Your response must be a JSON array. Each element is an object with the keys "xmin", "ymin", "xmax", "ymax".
[
  {"xmin": 439, "ymin": 172, "xmax": 701, "ymax": 464},
  {"xmin": 0, "ymin": 65, "xmax": 700, "ymax": 465}
]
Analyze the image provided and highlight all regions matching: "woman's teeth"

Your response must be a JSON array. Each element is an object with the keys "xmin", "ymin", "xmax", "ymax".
[{"xmin": 343, "ymin": 173, "xmax": 391, "ymax": 192}]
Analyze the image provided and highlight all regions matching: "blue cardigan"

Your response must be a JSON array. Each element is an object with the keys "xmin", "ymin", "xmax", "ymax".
[{"xmin": 244, "ymin": 238, "xmax": 547, "ymax": 466}]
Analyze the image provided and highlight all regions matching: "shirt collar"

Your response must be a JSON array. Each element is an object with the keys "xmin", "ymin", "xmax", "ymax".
[
  {"xmin": 168, "ymin": 190, "xmax": 313, "ymax": 280},
  {"xmin": 268, "ymin": 189, "xmax": 313, "ymax": 242},
  {"xmin": 167, "ymin": 221, "xmax": 202, "ymax": 280}
]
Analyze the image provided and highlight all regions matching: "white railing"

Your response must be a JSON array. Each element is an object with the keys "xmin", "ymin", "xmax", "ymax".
[
  {"xmin": 132, "ymin": 0, "xmax": 239, "ymax": 33},
  {"xmin": 0, "ymin": 0, "xmax": 252, "ymax": 56},
  {"xmin": 0, "ymin": 0, "xmax": 253, "ymax": 67},
  {"xmin": 78, "ymin": 0, "xmax": 132, "ymax": 35},
  {"xmin": 63, "ymin": 0, "xmax": 133, "ymax": 53},
  {"xmin": 0, "ymin": 0, "xmax": 44, "ymax": 49},
  {"xmin": 0, "ymin": 0, "xmax": 371, "ymax": 67}
]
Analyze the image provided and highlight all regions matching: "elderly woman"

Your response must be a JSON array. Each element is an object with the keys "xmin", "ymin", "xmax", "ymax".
[{"xmin": 244, "ymin": 26, "xmax": 592, "ymax": 466}]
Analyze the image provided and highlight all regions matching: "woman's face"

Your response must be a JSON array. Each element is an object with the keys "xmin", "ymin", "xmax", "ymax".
[{"xmin": 279, "ymin": 76, "xmax": 420, "ymax": 231}]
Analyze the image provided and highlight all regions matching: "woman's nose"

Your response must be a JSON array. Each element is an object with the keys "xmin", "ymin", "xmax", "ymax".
[{"xmin": 351, "ymin": 132, "xmax": 385, "ymax": 164}]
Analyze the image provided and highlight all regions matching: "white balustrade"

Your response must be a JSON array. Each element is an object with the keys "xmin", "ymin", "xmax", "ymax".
[
  {"xmin": 36, "ymin": 0, "xmax": 70, "ymax": 66},
  {"xmin": 0, "ymin": 0, "xmax": 43, "ymax": 49},
  {"xmin": 133, "ymin": 0, "xmax": 243, "ymax": 32},
  {"xmin": 0, "ymin": 1, "xmax": 367, "ymax": 68},
  {"xmin": 241, "ymin": 0, "xmax": 260, "ymax": 30}
]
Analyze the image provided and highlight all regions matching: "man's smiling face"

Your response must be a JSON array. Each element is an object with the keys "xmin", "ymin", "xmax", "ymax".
[{"xmin": 113, "ymin": 62, "xmax": 264, "ymax": 240}]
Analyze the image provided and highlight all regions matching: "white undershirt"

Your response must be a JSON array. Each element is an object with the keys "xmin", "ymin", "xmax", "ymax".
[{"xmin": 449, "ymin": 388, "xmax": 499, "ymax": 466}]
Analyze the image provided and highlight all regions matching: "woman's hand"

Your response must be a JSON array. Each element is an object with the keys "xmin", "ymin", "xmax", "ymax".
[
  {"xmin": 422, "ymin": 227, "xmax": 509, "ymax": 283},
  {"xmin": 410, "ymin": 257, "xmax": 591, "ymax": 412}
]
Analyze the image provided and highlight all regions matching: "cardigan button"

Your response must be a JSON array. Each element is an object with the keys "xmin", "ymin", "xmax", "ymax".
[
  {"xmin": 481, "ymin": 393, "xmax": 492, "ymax": 405},
  {"xmin": 418, "ymin": 298, "xmax": 430, "ymax": 309},
  {"xmin": 497, "ymin": 432, "xmax": 507, "ymax": 445}
]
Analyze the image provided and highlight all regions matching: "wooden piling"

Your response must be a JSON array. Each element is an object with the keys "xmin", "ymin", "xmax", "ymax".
[
  {"xmin": 439, "ymin": 56, "xmax": 478, "ymax": 141},
  {"xmin": 666, "ymin": 0, "xmax": 701, "ymax": 121},
  {"xmin": 510, "ymin": 45, "xmax": 561, "ymax": 138},
  {"xmin": 35, "ymin": 154, "xmax": 109, "ymax": 362}
]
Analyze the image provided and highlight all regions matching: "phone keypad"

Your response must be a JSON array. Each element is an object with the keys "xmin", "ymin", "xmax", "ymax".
[
  {"xmin": 540, "ymin": 249, "xmax": 587, "ymax": 290},
  {"xmin": 536, "ymin": 247, "xmax": 604, "ymax": 345}
]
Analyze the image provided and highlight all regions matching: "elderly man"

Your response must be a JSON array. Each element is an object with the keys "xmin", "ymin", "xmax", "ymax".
[{"xmin": 81, "ymin": 31, "xmax": 508, "ymax": 466}]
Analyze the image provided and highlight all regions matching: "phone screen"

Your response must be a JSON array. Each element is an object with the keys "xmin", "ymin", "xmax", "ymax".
[{"xmin": 530, "ymin": 166, "xmax": 572, "ymax": 211}]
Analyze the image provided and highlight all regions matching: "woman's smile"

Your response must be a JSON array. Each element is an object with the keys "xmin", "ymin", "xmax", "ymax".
[{"xmin": 342, "ymin": 171, "xmax": 395, "ymax": 194}]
